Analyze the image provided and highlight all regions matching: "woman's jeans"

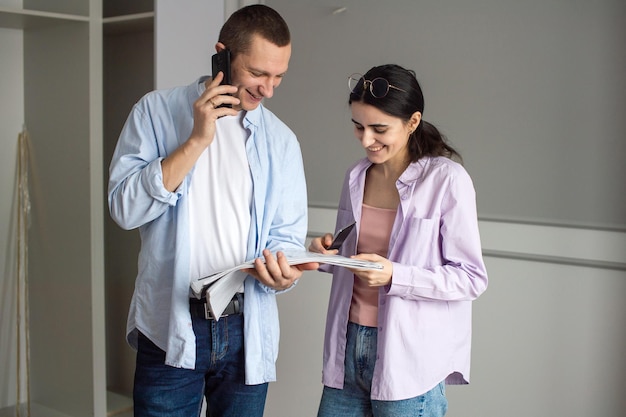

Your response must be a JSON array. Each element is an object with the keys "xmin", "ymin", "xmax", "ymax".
[
  {"xmin": 318, "ymin": 322, "xmax": 448, "ymax": 417},
  {"xmin": 133, "ymin": 311, "xmax": 268, "ymax": 417}
]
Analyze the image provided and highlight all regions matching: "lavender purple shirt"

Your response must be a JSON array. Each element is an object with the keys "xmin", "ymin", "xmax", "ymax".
[{"xmin": 321, "ymin": 156, "xmax": 488, "ymax": 400}]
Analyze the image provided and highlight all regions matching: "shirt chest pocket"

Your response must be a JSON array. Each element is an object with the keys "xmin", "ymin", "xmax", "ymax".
[{"xmin": 395, "ymin": 216, "xmax": 440, "ymax": 266}]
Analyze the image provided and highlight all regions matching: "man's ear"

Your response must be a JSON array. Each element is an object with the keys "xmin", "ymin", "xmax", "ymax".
[{"xmin": 215, "ymin": 42, "xmax": 226, "ymax": 53}]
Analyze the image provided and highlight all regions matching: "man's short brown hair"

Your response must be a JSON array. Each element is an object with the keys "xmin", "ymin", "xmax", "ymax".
[{"xmin": 218, "ymin": 4, "xmax": 291, "ymax": 60}]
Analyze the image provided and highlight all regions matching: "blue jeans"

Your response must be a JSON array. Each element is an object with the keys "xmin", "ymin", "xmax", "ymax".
[
  {"xmin": 133, "ymin": 311, "xmax": 268, "ymax": 417},
  {"xmin": 318, "ymin": 322, "xmax": 448, "ymax": 417}
]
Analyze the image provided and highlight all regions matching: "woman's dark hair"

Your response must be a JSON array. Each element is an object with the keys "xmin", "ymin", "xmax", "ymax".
[
  {"xmin": 349, "ymin": 64, "xmax": 461, "ymax": 163},
  {"xmin": 219, "ymin": 5, "xmax": 290, "ymax": 61}
]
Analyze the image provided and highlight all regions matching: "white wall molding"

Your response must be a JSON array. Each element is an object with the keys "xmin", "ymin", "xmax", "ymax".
[{"xmin": 308, "ymin": 206, "xmax": 626, "ymax": 271}]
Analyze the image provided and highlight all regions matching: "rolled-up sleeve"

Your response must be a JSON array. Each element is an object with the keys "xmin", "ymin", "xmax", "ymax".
[{"xmin": 108, "ymin": 100, "xmax": 181, "ymax": 230}]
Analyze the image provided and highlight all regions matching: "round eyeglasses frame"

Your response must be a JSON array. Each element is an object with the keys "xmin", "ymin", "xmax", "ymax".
[{"xmin": 348, "ymin": 73, "xmax": 407, "ymax": 98}]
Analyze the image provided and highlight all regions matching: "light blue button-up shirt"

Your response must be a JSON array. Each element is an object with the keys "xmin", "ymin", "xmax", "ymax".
[
  {"xmin": 322, "ymin": 156, "xmax": 488, "ymax": 400},
  {"xmin": 108, "ymin": 77, "xmax": 308, "ymax": 384}
]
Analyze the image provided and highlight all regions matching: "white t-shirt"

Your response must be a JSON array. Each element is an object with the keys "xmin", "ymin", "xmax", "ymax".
[{"xmin": 188, "ymin": 112, "xmax": 252, "ymax": 287}]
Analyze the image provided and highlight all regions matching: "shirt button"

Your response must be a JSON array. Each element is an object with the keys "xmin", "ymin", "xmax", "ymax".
[{"xmin": 401, "ymin": 194, "xmax": 409, "ymax": 200}]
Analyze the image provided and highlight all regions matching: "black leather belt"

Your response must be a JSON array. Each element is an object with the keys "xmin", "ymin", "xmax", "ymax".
[{"xmin": 190, "ymin": 293, "xmax": 243, "ymax": 320}]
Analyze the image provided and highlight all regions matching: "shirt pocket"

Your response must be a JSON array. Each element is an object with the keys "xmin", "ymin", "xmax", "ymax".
[{"xmin": 400, "ymin": 216, "xmax": 440, "ymax": 266}]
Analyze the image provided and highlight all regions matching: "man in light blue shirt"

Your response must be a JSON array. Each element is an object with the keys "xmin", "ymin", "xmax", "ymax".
[{"xmin": 108, "ymin": 5, "xmax": 316, "ymax": 417}]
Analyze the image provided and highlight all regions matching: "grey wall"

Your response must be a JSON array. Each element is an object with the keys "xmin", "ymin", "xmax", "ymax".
[
  {"xmin": 265, "ymin": 0, "xmax": 626, "ymax": 229},
  {"xmin": 261, "ymin": 1, "xmax": 626, "ymax": 416}
]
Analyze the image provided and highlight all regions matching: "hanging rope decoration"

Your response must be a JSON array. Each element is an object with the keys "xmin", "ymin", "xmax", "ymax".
[{"xmin": 16, "ymin": 127, "xmax": 32, "ymax": 417}]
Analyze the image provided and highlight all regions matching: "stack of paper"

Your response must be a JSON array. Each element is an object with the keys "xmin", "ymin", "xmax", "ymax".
[{"xmin": 190, "ymin": 251, "xmax": 383, "ymax": 319}]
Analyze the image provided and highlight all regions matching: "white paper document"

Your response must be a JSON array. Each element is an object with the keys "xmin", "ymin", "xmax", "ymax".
[{"xmin": 190, "ymin": 251, "xmax": 383, "ymax": 319}]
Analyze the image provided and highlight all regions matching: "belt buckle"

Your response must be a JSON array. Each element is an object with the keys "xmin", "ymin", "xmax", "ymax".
[
  {"xmin": 202, "ymin": 294, "xmax": 215, "ymax": 319},
  {"xmin": 203, "ymin": 302, "xmax": 212, "ymax": 320},
  {"xmin": 203, "ymin": 297, "xmax": 239, "ymax": 319}
]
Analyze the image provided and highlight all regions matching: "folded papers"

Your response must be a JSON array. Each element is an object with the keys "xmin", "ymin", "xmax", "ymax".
[{"xmin": 190, "ymin": 251, "xmax": 383, "ymax": 319}]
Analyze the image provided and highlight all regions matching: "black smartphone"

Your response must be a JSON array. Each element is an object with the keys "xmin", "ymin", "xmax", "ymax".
[
  {"xmin": 328, "ymin": 222, "xmax": 356, "ymax": 250},
  {"xmin": 211, "ymin": 49, "xmax": 232, "ymax": 108}
]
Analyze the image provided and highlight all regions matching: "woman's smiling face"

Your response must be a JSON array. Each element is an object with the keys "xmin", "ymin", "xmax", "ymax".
[{"xmin": 350, "ymin": 101, "xmax": 417, "ymax": 166}]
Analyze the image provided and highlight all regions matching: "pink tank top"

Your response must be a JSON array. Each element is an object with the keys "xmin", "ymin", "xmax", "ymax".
[{"xmin": 349, "ymin": 204, "xmax": 397, "ymax": 327}]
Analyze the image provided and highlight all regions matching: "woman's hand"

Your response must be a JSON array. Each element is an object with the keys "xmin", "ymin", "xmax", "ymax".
[
  {"xmin": 349, "ymin": 253, "xmax": 393, "ymax": 287},
  {"xmin": 308, "ymin": 234, "xmax": 337, "ymax": 254}
]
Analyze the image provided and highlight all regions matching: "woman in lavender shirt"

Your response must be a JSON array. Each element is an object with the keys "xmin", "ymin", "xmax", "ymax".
[{"xmin": 308, "ymin": 64, "xmax": 488, "ymax": 417}]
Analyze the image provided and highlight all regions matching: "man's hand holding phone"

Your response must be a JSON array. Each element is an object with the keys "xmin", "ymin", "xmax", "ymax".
[
  {"xmin": 203, "ymin": 73, "xmax": 238, "ymax": 111},
  {"xmin": 186, "ymin": 74, "xmax": 238, "ymax": 154}
]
